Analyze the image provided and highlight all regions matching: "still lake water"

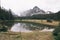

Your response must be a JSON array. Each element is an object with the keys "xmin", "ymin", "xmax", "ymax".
[
  {"xmin": 0, "ymin": 22, "xmax": 54, "ymax": 32},
  {"xmin": 10, "ymin": 22, "xmax": 54, "ymax": 32}
]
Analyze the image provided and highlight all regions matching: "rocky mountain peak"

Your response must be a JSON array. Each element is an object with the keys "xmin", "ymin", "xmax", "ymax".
[
  {"xmin": 32, "ymin": 6, "xmax": 45, "ymax": 13},
  {"xmin": 33, "ymin": 6, "xmax": 40, "ymax": 13}
]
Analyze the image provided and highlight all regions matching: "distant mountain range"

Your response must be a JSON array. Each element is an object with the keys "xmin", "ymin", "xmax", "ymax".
[
  {"xmin": 21, "ymin": 6, "xmax": 53, "ymax": 16},
  {"xmin": 19, "ymin": 10, "xmax": 60, "ymax": 20},
  {"xmin": 18, "ymin": 6, "xmax": 60, "ymax": 20}
]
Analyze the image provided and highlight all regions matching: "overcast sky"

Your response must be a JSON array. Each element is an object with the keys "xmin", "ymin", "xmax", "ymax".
[{"xmin": 1, "ymin": 0, "xmax": 60, "ymax": 16}]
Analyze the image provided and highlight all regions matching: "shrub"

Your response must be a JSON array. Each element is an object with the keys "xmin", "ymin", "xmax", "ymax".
[
  {"xmin": 0, "ymin": 26, "xmax": 8, "ymax": 32},
  {"xmin": 53, "ymin": 23, "xmax": 60, "ymax": 40}
]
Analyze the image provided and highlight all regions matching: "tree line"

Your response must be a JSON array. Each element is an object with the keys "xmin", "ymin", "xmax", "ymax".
[
  {"xmin": 0, "ymin": 7, "xmax": 15, "ymax": 21},
  {"xmin": 18, "ymin": 11, "xmax": 60, "ymax": 20}
]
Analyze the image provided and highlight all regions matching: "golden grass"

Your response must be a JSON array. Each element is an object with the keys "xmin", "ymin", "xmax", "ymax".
[
  {"xmin": 0, "ymin": 31, "xmax": 54, "ymax": 40},
  {"xmin": 21, "ymin": 19, "xmax": 60, "ymax": 26}
]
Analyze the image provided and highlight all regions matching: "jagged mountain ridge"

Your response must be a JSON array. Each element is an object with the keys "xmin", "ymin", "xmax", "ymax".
[{"xmin": 21, "ymin": 6, "xmax": 52, "ymax": 16}]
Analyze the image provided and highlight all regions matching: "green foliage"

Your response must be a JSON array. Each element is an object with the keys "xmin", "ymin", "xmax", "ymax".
[
  {"xmin": 0, "ymin": 7, "xmax": 14, "ymax": 20},
  {"xmin": 0, "ymin": 25, "xmax": 8, "ymax": 32},
  {"xmin": 54, "ymin": 33, "xmax": 60, "ymax": 40},
  {"xmin": 53, "ymin": 23, "xmax": 60, "ymax": 40}
]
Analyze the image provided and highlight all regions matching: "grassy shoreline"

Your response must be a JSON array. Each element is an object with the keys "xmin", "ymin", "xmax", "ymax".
[
  {"xmin": 0, "ymin": 19, "xmax": 55, "ymax": 40},
  {"xmin": 0, "ymin": 19, "xmax": 59, "ymax": 28},
  {"xmin": 0, "ymin": 31, "xmax": 54, "ymax": 40}
]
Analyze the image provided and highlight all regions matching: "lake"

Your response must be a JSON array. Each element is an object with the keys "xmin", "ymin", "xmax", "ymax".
[{"xmin": 0, "ymin": 21, "xmax": 55, "ymax": 32}]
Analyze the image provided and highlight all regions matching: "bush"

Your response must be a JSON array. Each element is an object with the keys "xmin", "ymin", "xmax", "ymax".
[
  {"xmin": 53, "ymin": 24, "xmax": 60, "ymax": 40},
  {"xmin": 53, "ymin": 27, "xmax": 60, "ymax": 36},
  {"xmin": 0, "ymin": 26, "xmax": 8, "ymax": 32}
]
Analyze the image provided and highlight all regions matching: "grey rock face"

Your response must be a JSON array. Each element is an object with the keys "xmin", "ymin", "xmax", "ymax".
[{"xmin": 21, "ymin": 6, "xmax": 49, "ymax": 16}]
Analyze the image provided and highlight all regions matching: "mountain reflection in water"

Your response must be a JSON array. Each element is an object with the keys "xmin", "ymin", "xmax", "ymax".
[
  {"xmin": 10, "ymin": 23, "xmax": 32, "ymax": 32},
  {"xmin": 10, "ymin": 23, "xmax": 54, "ymax": 32}
]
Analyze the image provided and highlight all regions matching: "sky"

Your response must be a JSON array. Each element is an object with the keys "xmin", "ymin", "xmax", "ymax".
[{"xmin": 1, "ymin": 0, "xmax": 60, "ymax": 16}]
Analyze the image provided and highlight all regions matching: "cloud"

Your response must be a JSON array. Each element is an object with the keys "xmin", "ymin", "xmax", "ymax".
[{"xmin": 1, "ymin": 0, "xmax": 60, "ymax": 16}]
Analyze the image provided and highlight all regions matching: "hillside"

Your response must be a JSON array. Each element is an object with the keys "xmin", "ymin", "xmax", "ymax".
[
  {"xmin": 31, "ymin": 11, "xmax": 60, "ymax": 20},
  {"xmin": 19, "ymin": 11, "xmax": 60, "ymax": 21}
]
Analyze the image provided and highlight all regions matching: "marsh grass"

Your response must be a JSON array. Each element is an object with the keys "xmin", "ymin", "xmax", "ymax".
[{"xmin": 0, "ymin": 31, "xmax": 54, "ymax": 40}]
